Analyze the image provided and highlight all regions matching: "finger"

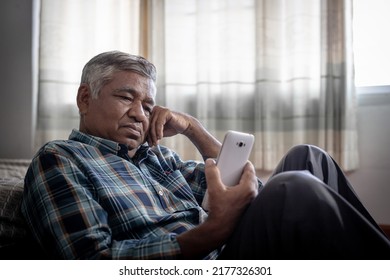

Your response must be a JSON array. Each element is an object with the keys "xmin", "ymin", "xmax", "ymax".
[
  {"xmin": 148, "ymin": 107, "xmax": 164, "ymax": 146},
  {"xmin": 238, "ymin": 162, "xmax": 259, "ymax": 194},
  {"xmin": 204, "ymin": 158, "xmax": 224, "ymax": 193},
  {"xmin": 154, "ymin": 114, "xmax": 167, "ymax": 141},
  {"xmin": 153, "ymin": 107, "xmax": 171, "ymax": 144},
  {"xmin": 146, "ymin": 134, "xmax": 153, "ymax": 147},
  {"xmin": 147, "ymin": 115, "xmax": 157, "ymax": 146},
  {"xmin": 242, "ymin": 161, "xmax": 256, "ymax": 178}
]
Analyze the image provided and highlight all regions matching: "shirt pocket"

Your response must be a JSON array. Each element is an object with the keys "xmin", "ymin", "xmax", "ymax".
[{"xmin": 158, "ymin": 170, "xmax": 200, "ymax": 212}]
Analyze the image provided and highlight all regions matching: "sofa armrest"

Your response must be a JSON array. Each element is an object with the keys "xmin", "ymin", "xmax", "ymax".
[
  {"xmin": 0, "ymin": 178, "xmax": 47, "ymax": 259},
  {"xmin": 0, "ymin": 179, "xmax": 28, "ymax": 246}
]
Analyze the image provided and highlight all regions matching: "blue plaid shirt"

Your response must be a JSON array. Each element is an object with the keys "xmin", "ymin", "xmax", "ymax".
[{"xmin": 21, "ymin": 129, "xmax": 218, "ymax": 259}]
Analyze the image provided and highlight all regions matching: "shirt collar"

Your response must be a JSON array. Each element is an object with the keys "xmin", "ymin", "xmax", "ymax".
[{"xmin": 68, "ymin": 129, "xmax": 150, "ymax": 159}]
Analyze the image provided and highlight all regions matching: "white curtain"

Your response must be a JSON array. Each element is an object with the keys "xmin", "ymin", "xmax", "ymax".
[
  {"xmin": 36, "ymin": 0, "xmax": 141, "ymax": 151},
  {"xmin": 149, "ymin": 0, "xmax": 358, "ymax": 171},
  {"xmin": 37, "ymin": 0, "xmax": 358, "ymax": 171}
]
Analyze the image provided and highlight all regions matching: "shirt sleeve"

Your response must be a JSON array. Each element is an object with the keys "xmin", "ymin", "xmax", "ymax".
[{"xmin": 21, "ymin": 148, "xmax": 183, "ymax": 259}]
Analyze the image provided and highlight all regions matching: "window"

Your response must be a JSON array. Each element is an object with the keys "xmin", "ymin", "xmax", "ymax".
[{"xmin": 353, "ymin": 0, "xmax": 390, "ymax": 92}]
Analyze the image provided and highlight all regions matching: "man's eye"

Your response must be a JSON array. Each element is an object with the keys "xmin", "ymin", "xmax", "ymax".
[
  {"xmin": 120, "ymin": 96, "xmax": 133, "ymax": 102},
  {"xmin": 144, "ymin": 107, "xmax": 152, "ymax": 116},
  {"xmin": 118, "ymin": 95, "xmax": 134, "ymax": 103}
]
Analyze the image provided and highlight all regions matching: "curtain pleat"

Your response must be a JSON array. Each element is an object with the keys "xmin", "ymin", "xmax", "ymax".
[
  {"xmin": 36, "ymin": 0, "xmax": 141, "ymax": 151},
  {"xmin": 36, "ymin": 0, "xmax": 358, "ymax": 171},
  {"xmin": 152, "ymin": 0, "xmax": 358, "ymax": 171}
]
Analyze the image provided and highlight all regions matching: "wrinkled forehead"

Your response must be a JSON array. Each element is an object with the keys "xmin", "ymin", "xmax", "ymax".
[{"xmin": 111, "ymin": 71, "xmax": 157, "ymax": 101}]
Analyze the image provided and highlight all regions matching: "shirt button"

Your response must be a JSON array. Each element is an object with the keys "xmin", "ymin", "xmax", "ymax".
[{"xmin": 158, "ymin": 190, "xmax": 164, "ymax": 196}]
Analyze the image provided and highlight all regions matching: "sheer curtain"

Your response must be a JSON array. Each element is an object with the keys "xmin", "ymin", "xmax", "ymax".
[
  {"xmin": 37, "ymin": 0, "xmax": 358, "ymax": 171},
  {"xmin": 35, "ymin": 0, "xmax": 141, "ymax": 151},
  {"xmin": 149, "ymin": 0, "xmax": 358, "ymax": 171}
]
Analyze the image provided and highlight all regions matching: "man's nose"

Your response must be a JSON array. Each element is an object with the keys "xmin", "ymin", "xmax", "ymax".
[{"xmin": 128, "ymin": 101, "xmax": 147, "ymax": 121}]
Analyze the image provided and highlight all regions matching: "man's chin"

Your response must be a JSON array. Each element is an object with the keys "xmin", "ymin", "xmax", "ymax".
[
  {"xmin": 121, "ymin": 137, "xmax": 144, "ymax": 151},
  {"xmin": 116, "ymin": 140, "xmax": 141, "ymax": 158}
]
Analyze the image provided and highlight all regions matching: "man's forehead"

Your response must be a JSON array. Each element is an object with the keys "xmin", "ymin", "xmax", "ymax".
[{"xmin": 114, "ymin": 84, "xmax": 156, "ymax": 105}]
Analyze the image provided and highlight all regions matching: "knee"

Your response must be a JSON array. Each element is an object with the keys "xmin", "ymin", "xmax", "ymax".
[
  {"xmin": 263, "ymin": 170, "xmax": 332, "ymax": 204},
  {"xmin": 266, "ymin": 170, "xmax": 323, "ymax": 191},
  {"xmin": 273, "ymin": 144, "xmax": 335, "ymax": 177},
  {"xmin": 246, "ymin": 170, "xmax": 340, "ymax": 239},
  {"xmin": 285, "ymin": 144, "xmax": 327, "ymax": 159}
]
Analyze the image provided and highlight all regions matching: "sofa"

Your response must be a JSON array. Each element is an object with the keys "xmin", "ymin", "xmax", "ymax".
[
  {"xmin": 0, "ymin": 159, "xmax": 46, "ymax": 259},
  {"xmin": 2, "ymin": 159, "xmax": 388, "ymax": 260}
]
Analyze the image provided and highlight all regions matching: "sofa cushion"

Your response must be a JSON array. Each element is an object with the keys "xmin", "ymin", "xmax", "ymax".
[
  {"xmin": 0, "ymin": 159, "xmax": 30, "ymax": 179},
  {"xmin": 0, "ymin": 177, "xmax": 48, "ymax": 259},
  {"xmin": 0, "ymin": 159, "xmax": 31, "ymax": 246},
  {"xmin": 0, "ymin": 178, "xmax": 28, "ymax": 247},
  {"xmin": 0, "ymin": 159, "xmax": 47, "ymax": 259}
]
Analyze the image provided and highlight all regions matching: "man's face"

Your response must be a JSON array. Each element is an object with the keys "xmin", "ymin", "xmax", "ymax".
[{"xmin": 79, "ymin": 71, "xmax": 156, "ymax": 156}]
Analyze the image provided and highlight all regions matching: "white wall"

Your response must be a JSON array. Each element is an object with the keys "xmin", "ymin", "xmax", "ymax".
[
  {"xmin": 1, "ymin": 0, "xmax": 389, "ymax": 225},
  {"xmin": 348, "ymin": 92, "xmax": 390, "ymax": 224}
]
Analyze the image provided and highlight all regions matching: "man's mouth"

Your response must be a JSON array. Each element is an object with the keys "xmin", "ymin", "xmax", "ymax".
[{"xmin": 121, "ymin": 123, "xmax": 142, "ymax": 138}]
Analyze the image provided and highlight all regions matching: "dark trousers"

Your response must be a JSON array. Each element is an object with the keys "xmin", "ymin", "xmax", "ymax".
[{"xmin": 218, "ymin": 144, "xmax": 390, "ymax": 259}]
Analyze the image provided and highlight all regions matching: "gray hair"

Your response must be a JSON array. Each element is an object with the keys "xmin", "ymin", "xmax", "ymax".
[{"xmin": 80, "ymin": 51, "xmax": 157, "ymax": 98}]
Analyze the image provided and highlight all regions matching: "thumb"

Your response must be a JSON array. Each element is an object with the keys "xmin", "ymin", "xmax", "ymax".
[{"xmin": 205, "ymin": 158, "xmax": 224, "ymax": 192}]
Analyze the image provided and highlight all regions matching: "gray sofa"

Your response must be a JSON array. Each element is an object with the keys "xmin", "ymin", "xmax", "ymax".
[{"xmin": 0, "ymin": 159, "xmax": 46, "ymax": 259}]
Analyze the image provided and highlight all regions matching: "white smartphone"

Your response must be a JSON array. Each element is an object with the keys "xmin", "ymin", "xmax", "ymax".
[{"xmin": 201, "ymin": 130, "xmax": 255, "ymax": 211}]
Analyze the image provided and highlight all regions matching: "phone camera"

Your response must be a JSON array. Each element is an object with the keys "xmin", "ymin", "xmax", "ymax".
[{"xmin": 238, "ymin": 141, "xmax": 245, "ymax": 147}]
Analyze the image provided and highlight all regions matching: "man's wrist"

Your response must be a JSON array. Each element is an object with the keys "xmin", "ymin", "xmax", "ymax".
[{"xmin": 176, "ymin": 218, "xmax": 227, "ymax": 259}]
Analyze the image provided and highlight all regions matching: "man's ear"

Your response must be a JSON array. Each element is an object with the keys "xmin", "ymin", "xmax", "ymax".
[{"xmin": 77, "ymin": 83, "xmax": 92, "ymax": 115}]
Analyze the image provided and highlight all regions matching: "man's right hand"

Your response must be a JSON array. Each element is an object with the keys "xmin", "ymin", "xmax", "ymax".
[
  {"xmin": 176, "ymin": 159, "xmax": 258, "ymax": 258},
  {"xmin": 204, "ymin": 159, "xmax": 258, "ymax": 241}
]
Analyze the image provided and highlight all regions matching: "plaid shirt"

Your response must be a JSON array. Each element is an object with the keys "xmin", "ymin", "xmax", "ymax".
[{"xmin": 21, "ymin": 129, "xmax": 218, "ymax": 259}]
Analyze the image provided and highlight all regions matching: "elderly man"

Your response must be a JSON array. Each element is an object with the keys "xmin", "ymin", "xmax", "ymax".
[{"xmin": 21, "ymin": 51, "xmax": 390, "ymax": 259}]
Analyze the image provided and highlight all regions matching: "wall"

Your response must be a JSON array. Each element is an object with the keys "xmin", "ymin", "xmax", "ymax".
[
  {"xmin": 348, "ymin": 92, "xmax": 390, "ymax": 225},
  {"xmin": 0, "ymin": 0, "xmax": 389, "ymax": 225},
  {"xmin": 0, "ymin": 0, "xmax": 38, "ymax": 159}
]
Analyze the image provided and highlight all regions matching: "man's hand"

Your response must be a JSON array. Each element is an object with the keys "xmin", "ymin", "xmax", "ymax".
[
  {"xmin": 148, "ymin": 106, "xmax": 191, "ymax": 146},
  {"xmin": 176, "ymin": 159, "xmax": 258, "ymax": 259},
  {"xmin": 147, "ymin": 106, "xmax": 221, "ymax": 159},
  {"xmin": 204, "ymin": 159, "xmax": 259, "ymax": 240}
]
